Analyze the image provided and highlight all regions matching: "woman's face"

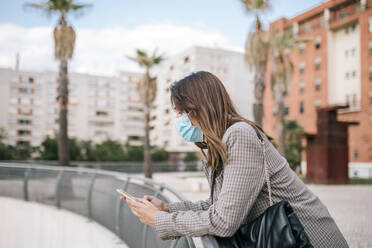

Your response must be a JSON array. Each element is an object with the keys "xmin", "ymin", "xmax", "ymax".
[{"xmin": 174, "ymin": 108, "xmax": 198, "ymax": 127}]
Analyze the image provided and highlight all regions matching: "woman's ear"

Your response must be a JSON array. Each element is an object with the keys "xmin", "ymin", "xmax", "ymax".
[{"xmin": 188, "ymin": 112, "xmax": 199, "ymax": 127}]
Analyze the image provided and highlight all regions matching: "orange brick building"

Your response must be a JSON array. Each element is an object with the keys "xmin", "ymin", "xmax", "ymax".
[{"xmin": 263, "ymin": 0, "xmax": 372, "ymax": 175}]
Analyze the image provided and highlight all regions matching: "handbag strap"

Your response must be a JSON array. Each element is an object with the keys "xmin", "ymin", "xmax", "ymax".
[
  {"xmin": 251, "ymin": 125, "xmax": 273, "ymax": 207},
  {"xmin": 210, "ymin": 124, "xmax": 273, "ymax": 206}
]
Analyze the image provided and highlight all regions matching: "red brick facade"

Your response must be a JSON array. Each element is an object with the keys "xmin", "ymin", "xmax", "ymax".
[{"xmin": 263, "ymin": 0, "xmax": 372, "ymax": 163}]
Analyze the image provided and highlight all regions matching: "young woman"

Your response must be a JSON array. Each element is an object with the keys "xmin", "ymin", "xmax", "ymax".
[{"xmin": 123, "ymin": 71, "xmax": 348, "ymax": 247}]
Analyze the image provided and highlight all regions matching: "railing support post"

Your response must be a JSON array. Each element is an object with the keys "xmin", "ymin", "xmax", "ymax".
[
  {"xmin": 23, "ymin": 168, "xmax": 31, "ymax": 201},
  {"xmin": 86, "ymin": 173, "xmax": 96, "ymax": 219},
  {"xmin": 55, "ymin": 170, "xmax": 64, "ymax": 208}
]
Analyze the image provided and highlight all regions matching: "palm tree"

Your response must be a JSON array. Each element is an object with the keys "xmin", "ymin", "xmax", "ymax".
[
  {"xmin": 240, "ymin": 0, "xmax": 271, "ymax": 127},
  {"xmin": 269, "ymin": 29, "xmax": 309, "ymax": 155},
  {"xmin": 128, "ymin": 49, "xmax": 164, "ymax": 178},
  {"xmin": 25, "ymin": 0, "xmax": 91, "ymax": 166}
]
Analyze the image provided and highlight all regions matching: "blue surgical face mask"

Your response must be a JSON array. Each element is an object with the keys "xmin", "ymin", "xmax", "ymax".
[{"xmin": 175, "ymin": 113, "xmax": 203, "ymax": 142}]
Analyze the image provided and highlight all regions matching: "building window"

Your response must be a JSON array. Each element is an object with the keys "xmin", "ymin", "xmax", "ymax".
[
  {"xmin": 315, "ymin": 78, "xmax": 321, "ymax": 91},
  {"xmin": 89, "ymin": 79, "xmax": 96, "ymax": 87},
  {"xmin": 315, "ymin": 56, "xmax": 321, "ymax": 70},
  {"xmin": 315, "ymin": 36, "xmax": 321, "ymax": 49},
  {"xmin": 10, "ymin": 86, "xmax": 17, "ymax": 93},
  {"xmin": 351, "ymin": 24, "xmax": 356, "ymax": 32},
  {"xmin": 299, "ymin": 43, "xmax": 305, "ymax": 54},
  {"xmin": 18, "ymin": 130, "xmax": 31, "ymax": 136},
  {"xmin": 340, "ymin": 10, "xmax": 347, "ymax": 19},
  {"xmin": 19, "ymin": 87, "xmax": 32, "ymax": 94},
  {"xmin": 369, "ymin": 41, "xmax": 372, "ymax": 55},
  {"xmin": 352, "ymin": 94, "xmax": 357, "ymax": 107},
  {"xmin": 18, "ymin": 119, "xmax": 31, "ymax": 125},
  {"xmin": 284, "ymin": 106, "xmax": 289, "ymax": 115},
  {"xmin": 300, "ymin": 101, "xmax": 304, "ymax": 114},
  {"xmin": 96, "ymin": 111, "xmax": 108, "ymax": 116},
  {"xmin": 351, "ymin": 48, "xmax": 356, "ymax": 56},
  {"xmin": 20, "ymin": 98, "xmax": 31, "ymax": 105},
  {"xmin": 369, "ymin": 17, "xmax": 372, "ymax": 32},
  {"xmin": 353, "ymin": 149, "xmax": 358, "ymax": 159},
  {"xmin": 8, "ymin": 118, "xmax": 16, "ymax": 124},
  {"xmin": 369, "ymin": 90, "xmax": 372, "ymax": 104},
  {"xmin": 10, "ymin": 75, "xmax": 19, "ymax": 83},
  {"xmin": 369, "ymin": 66, "xmax": 372, "ymax": 80},
  {"xmin": 17, "ymin": 141, "xmax": 30, "ymax": 146},
  {"xmin": 299, "ymin": 81, "xmax": 305, "ymax": 93},
  {"xmin": 304, "ymin": 24, "xmax": 312, "ymax": 33},
  {"xmin": 345, "ymin": 49, "xmax": 349, "ymax": 57},
  {"xmin": 10, "ymin": 97, "xmax": 18, "ymax": 104},
  {"xmin": 299, "ymin": 62, "xmax": 305, "ymax": 74},
  {"xmin": 351, "ymin": 71, "xmax": 356, "ymax": 78},
  {"xmin": 8, "ymin": 107, "xmax": 17, "ymax": 114},
  {"xmin": 315, "ymin": 99, "xmax": 321, "ymax": 109}
]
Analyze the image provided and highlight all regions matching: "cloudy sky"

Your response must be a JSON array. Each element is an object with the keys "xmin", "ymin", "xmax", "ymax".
[{"xmin": 0, "ymin": 0, "xmax": 324, "ymax": 76}]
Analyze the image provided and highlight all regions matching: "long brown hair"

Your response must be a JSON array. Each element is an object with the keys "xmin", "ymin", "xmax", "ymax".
[{"xmin": 170, "ymin": 71, "xmax": 276, "ymax": 172}]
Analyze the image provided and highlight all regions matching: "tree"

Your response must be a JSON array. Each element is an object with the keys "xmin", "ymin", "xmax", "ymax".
[
  {"xmin": 39, "ymin": 135, "xmax": 58, "ymax": 160},
  {"xmin": 284, "ymin": 120, "xmax": 304, "ymax": 172},
  {"xmin": 128, "ymin": 49, "xmax": 164, "ymax": 178},
  {"xmin": 151, "ymin": 147, "xmax": 169, "ymax": 162},
  {"xmin": 0, "ymin": 128, "xmax": 13, "ymax": 160},
  {"xmin": 240, "ymin": 0, "xmax": 271, "ymax": 127},
  {"xmin": 269, "ymin": 29, "xmax": 310, "ymax": 155},
  {"xmin": 184, "ymin": 152, "xmax": 198, "ymax": 162},
  {"xmin": 94, "ymin": 139, "xmax": 127, "ymax": 161},
  {"xmin": 77, "ymin": 140, "xmax": 96, "ymax": 161},
  {"xmin": 124, "ymin": 142, "xmax": 144, "ymax": 162},
  {"xmin": 25, "ymin": 0, "xmax": 91, "ymax": 166},
  {"xmin": 38, "ymin": 135, "xmax": 82, "ymax": 161}
]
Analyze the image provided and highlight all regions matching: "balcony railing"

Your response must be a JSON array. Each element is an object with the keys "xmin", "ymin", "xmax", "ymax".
[{"xmin": 0, "ymin": 163, "xmax": 219, "ymax": 248}]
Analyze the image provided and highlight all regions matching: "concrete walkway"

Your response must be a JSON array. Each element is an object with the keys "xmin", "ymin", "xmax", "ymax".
[
  {"xmin": 151, "ymin": 171, "xmax": 372, "ymax": 248},
  {"xmin": 0, "ymin": 197, "xmax": 127, "ymax": 248}
]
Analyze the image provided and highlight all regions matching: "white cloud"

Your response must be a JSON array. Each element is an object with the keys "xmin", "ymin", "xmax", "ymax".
[{"xmin": 0, "ymin": 22, "xmax": 242, "ymax": 76}]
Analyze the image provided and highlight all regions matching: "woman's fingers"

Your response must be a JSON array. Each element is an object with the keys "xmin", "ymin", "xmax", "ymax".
[
  {"xmin": 127, "ymin": 198, "xmax": 145, "ymax": 208},
  {"xmin": 144, "ymin": 195, "xmax": 151, "ymax": 200},
  {"xmin": 137, "ymin": 198, "xmax": 154, "ymax": 207}
]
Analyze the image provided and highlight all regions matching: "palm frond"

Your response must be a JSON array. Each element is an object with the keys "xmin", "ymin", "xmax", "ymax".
[
  {"xmin": 240, "ymin": 0, "xmax": 270, "ymax": 15},
  {"xmin": 24, "ymin": 0, "xmax": 91, "ymax": 17}
]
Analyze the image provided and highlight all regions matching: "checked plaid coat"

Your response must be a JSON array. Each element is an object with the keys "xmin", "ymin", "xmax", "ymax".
[{"xmin": 154, "ymin": 121, "xmax": 349, "ymax": 247}]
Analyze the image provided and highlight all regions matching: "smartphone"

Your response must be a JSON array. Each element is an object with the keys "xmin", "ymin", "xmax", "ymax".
[{"xmin": 116, "ymin": 188, "xmax": 137, "ymax": 201}]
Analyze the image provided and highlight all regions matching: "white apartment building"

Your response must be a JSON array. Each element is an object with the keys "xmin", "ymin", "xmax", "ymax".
[
  {"xmin": 0, "ymin": 68, "xmax": 144, "ymax": 147},
  {"xmin": 150, "ymin": 46, "xmax": 254, "ymax": 153}
]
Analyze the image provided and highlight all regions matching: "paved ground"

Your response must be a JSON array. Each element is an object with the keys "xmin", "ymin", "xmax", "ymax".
[{"xmin": 152, "ymin": 171, "xmax": 372, "ymax": 248}]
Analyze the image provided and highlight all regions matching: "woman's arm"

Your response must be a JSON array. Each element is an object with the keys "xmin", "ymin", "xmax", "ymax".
[
  {"xmin": 167, "ymin": 197, "xmax": 212, "ymax": 212},
  {"xmin": 154, "ymin": 127, "xmax": 267, "ymax": 239}
]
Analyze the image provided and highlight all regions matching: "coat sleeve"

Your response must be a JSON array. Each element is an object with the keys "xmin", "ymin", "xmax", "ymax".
[
  {"xmin": 154, "ymin": 127, "xmax": 267, "ymax": 239},
  {"xmin": 167, "ymin": 197, "xmax": 212, "ymax": 212}
]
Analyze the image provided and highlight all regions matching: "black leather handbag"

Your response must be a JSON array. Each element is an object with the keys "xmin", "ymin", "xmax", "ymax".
[{"xmin": 210, "ymin": 124, "xmax": 313, "ymax": 248}]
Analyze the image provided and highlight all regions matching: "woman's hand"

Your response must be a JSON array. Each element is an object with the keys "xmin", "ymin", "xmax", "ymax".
[
  {"xmin": 143, "ymin": 195, "xmax": 170, "ymax": 213},
  {"xmin": 125, "ymin": 197, "xmax": 159, "ymax": 227}
]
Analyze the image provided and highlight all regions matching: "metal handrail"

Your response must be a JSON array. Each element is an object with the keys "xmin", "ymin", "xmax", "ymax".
[
  {"xmin": 0, "ymin": 162, "xmax": 186, "ymax": 200},
  {"xmin": 0, "ymin": 162, "xmax": 219, "ymax": 248}
]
